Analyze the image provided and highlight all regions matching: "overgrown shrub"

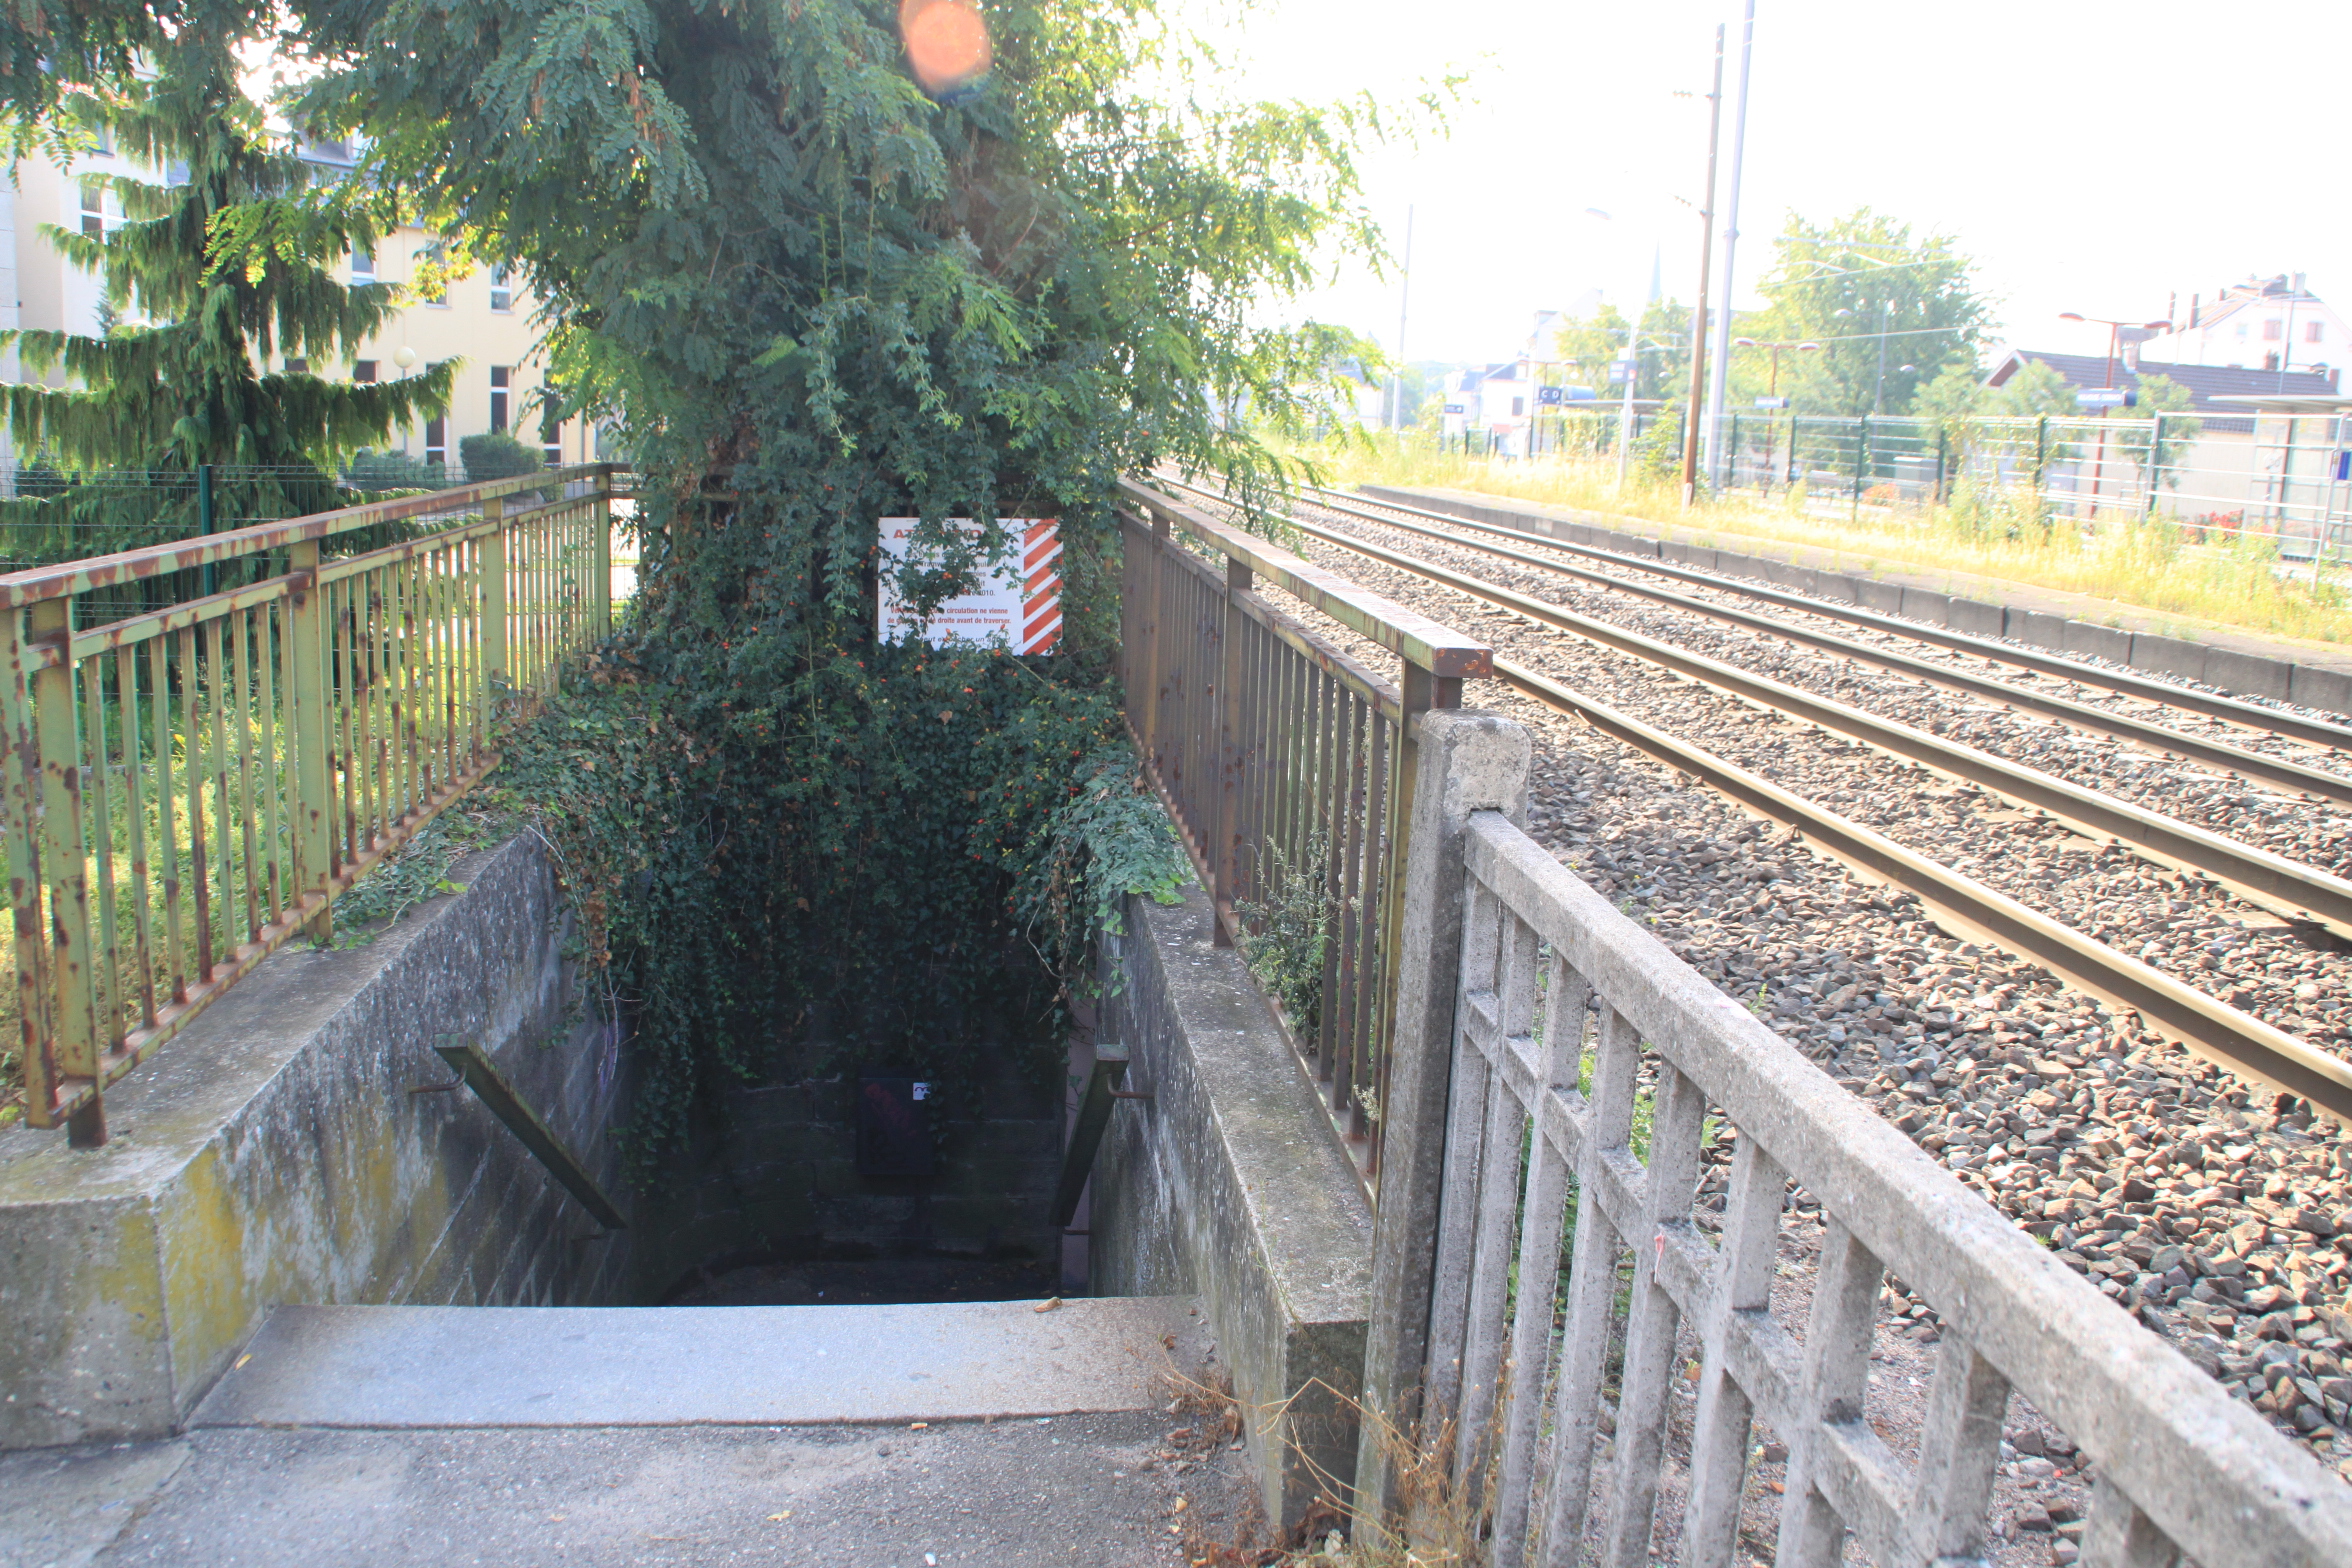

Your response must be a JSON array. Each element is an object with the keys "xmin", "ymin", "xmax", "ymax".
[{"xmin": 456, "ymin": 432, "xmax": 542, "ymax": 482}]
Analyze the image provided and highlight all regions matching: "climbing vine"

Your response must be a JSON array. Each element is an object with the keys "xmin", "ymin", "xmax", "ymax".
[{"xmin": 9, "ymin": 0, "xmax": 1409, "ymax": 1156}]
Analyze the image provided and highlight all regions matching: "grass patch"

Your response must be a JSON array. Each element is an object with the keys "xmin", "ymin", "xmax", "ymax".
[{"xmin": 1292, "ymin": 436, "xmax": 2352, "ymax": 649}]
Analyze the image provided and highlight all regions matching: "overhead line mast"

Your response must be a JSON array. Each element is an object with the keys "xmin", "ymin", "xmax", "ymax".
[{"xmin": 1678, "ymin": 23, "xmax": 1726, "ymax": 506}]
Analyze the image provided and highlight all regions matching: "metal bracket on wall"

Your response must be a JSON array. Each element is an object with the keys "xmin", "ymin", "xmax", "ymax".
[
  {"xmin": 432, "ymin": 1038, "xmax": 628, "ymax": 1230},
  {"xmin": 1050, "ymin": 1040, "xmax": 1134, "ymax": 1229}
]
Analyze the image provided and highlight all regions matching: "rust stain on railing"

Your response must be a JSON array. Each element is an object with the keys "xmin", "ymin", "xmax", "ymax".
[{"xmin": 5, "ymin": 466, "xmax": 620, "ymax": 1143}]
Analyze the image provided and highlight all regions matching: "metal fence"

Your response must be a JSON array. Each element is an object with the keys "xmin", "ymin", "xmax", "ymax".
[
  {"xmin": 5, "ymin": 465, "xmax": 618, "ymax": 1144},
  {"xmin": 1483, "ymin": 407, "xmax": 2352, "ymax": 562},
  {"xmin": 1114, "ymin": 477, "xmax": 1489, "ymax": 1181},
  {"xmin": 1357, "ymin": 710, "xmax": 2352, "ymax": 1565}
]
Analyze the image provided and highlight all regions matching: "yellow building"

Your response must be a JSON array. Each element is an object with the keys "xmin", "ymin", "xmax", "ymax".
[{"xmin": 1, "ymin": 130, "xmax": 593, "ymax": 475}]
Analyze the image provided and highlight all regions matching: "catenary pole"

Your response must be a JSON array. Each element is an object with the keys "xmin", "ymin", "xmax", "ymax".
[
  {"xmin": 1679, "ymin": 24, "xmax": 1726, "ymax": 506},
  {"xmin": 1703, "ymin": 0, "xmax": 1755, "ymax": 490},
  {"xmin": 1390, "ymin": 205, "xmax": 1415, "ymax": 429}
]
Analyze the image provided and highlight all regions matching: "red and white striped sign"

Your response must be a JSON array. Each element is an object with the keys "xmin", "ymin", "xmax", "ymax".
[{"xmin": 876, "ymin": 517, "xmax": 1061, "ymax": 654}]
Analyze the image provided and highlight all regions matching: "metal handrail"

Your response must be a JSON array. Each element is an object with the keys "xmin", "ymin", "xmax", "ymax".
[
  {"xmin": 1116, "ymin": 477, "xmax": 1489, "ymax": 1186},
  {"xmin": 5, "ymin": 464, "xmax": 618, "ymax": 1144}
]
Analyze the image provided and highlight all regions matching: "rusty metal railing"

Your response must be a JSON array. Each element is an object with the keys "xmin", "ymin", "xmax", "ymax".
[
  {"xmin": 4, "ymin": 465, "xmax": 618, "ymax": 1144},
  {"xmin": 1115, "ymin": 477, "xmax": 1490, "ymax": 1183}
]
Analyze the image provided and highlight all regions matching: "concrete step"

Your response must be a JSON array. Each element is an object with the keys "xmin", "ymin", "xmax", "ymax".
[{"xmin": 193, "ymin": 1296, "xmax": 1201, "ymax": 1429}]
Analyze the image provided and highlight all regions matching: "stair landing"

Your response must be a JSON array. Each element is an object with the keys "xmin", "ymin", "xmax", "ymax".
[
  {"xmin": 1, "ymin": 1296, "xmax": 1257, "ymax": 1568},
  {"xmin": 192, "ymin": 1296, "xmax": 1194, "ymax": 1428}
]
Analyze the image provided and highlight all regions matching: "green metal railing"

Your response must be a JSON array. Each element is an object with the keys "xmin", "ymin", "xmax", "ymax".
[{"xmin": 3, "ymin": 464, "xmax": 618, "ymax": 1144}]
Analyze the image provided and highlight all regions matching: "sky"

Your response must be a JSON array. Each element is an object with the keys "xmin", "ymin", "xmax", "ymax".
[{"xmin": 1177, "ymin": 0, "xmax": 2352, "ymax": 369}]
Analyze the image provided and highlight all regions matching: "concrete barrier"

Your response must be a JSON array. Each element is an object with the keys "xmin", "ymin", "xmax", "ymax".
[
  {"xmin": 1088, "ymin": 878, "xmax": 1374, "ymax": 1534},
  {"xmin": 0, "ymin": 835, "xmax": 630, "ymax": 1449}
]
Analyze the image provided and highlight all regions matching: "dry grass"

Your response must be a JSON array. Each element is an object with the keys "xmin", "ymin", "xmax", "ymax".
[
  {"xmin": 1287, "ymin": 436, "xmax": 2352, "ymax": 650},
  {"xmin": 1165, "ymin": 1368, "xmax": 1490, "ymax": 1568}
]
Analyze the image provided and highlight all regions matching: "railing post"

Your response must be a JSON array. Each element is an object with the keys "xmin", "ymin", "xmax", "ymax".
[
  {"xmin": 286, "ymin": 539, "xmax": 332, "ymax": 944},
  {"xmin": 593, "ymin": 465, "xmax": 614, "ymax": 637},
  {"xmin": 2, "ymin": 605, "xmax": 54, "ymax": 1127},
  {"xmin": 480, "ymin": 493, "xmax": 508, "ymax": 698},
  {"xmin": 1355, "ymin": 707, "xmax": 1530, "ymax": 1541},
  {"xmin": 29, "ymin": 595, "xmax": 102, "ymax": 1145},
  {"xmin": 1214, "ymin": 554, "xmax": 1251, "ymax": 947}
]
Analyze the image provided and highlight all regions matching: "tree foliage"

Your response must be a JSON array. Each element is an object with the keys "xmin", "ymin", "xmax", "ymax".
[
  {"xmin": 0, "ymin": 37, "xmax": 451, "ymax": 555},
  {"xmin": 1744, "ymin": 208, "xmax": 1990, "ymax": 418},
  {"xmin": 209, "ymin": 0, "xmax": 1391, "ymax": 1141},
  {"xmin": 1552, "ymin": 297, "xmax": 1692, "ymax": 405}
]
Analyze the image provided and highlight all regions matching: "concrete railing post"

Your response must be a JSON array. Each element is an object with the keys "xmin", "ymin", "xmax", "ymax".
[{"xmin": 1353, "ymin": 707, "xmax": 1530, "ymax": 1536}]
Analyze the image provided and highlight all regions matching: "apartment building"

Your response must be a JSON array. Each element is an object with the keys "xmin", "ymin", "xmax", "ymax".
[{"xmin": 2, "ymin": 129, "xmax": 591, "ymax": 473}]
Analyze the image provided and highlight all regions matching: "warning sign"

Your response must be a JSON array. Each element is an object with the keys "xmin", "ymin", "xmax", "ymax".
[{"xmin": 876, "ymin": 517, "xmax": 1061, "ymax": 653}]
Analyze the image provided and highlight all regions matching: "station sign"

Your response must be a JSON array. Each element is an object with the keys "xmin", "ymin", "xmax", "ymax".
[
  {"xmin": 1753, "ymin": 395, "xmax": 1790, "ymax": 409},
  {"xmin": 2075, "ymin": 388, "xmax": 2137, "ymax": 409},
  {"xmin": 877, "ymin": 517, "xmax": 1062, "ymax": 653},
  {"xmin": 1443, "ymin": 403, "xmax": 1466, "ymax": 415},
  {"xmin": 1536, "ymin": 385, "xmax": 1565, "ymax": 406}
]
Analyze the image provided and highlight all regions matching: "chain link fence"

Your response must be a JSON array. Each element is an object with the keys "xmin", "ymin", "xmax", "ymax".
[{"xmin": 1460, "ymin": 407, "xmax": 2352, "ymax": 567}]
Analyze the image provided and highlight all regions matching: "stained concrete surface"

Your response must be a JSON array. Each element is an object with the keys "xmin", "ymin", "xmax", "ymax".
[
  {"xmin": 3, "ymin": 1415, "xmax": 1253, "ymax": 1568},
  {"xmin": 191, "ymin": 1298, "xmax": 1195, "ymax": 1429}
]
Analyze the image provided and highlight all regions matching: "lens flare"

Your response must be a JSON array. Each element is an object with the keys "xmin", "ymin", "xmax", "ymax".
[{"xmin": 899, "ymin": 0, "xmax": 992, "ymax": 104}]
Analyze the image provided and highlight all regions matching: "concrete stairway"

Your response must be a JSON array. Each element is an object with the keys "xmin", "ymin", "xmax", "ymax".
[{"xmin": 0, "ymin": 1296, "xmax": 1243, "ymax": 1568}]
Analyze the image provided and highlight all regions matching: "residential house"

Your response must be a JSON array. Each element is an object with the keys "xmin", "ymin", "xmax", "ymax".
[{"xmin": 2141, "ymin": 274, "xmax": 2352, "ymax": 378}]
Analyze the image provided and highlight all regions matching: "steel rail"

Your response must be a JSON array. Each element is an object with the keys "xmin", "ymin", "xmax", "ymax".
[
  {"xmin": 1315, "ymin": 482, "xmax": 2352, "ymax": 755},
  {"xmin": 1168, "ymin": 479, "xmax": 2352, "ymax": 942},
  {"xmin": 1284, "ymin": 484, "xmax": 2352, "ymax": 807},
  {"xmin": 1487, "ymin": 651, "xmax": 2352, "ymax": 1123}
]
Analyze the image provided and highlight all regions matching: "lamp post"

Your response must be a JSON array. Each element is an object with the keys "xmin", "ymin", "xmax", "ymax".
[
  {"xmin": 2059, "ymin": 311, "xmax": 2172, "ymax": 514},
  {"xmin": 1733, "ymin": 337, "xmax": 1820, "ymax": 495}
]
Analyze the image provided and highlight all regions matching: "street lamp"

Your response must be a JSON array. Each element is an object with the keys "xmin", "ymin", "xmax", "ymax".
[
  {"xmin": 2058, "ymin": 312, "xmax": 2173, "ymax": 513},
  {"xmin": 2057, "ymin": 311, "xmax": 2174, "ymax": 392},
  {"xmin": 1732, "ymin": 337, "xmax": 1821, "ymax": 494}
]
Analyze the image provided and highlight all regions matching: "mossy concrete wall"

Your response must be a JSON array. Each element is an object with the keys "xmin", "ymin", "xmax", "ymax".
[
  {"xmin": 1089, "ymin": 878, "xmax": 1375, "ymax": 1535},
  {"xmin": 0, "ymin": 834, "xmax": 629, "ymax": 1450}
]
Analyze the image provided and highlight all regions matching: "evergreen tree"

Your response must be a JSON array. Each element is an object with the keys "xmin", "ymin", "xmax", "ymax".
[{"xmin": 0, "ymin": 39, "xmax": 452, "ymax": 561}]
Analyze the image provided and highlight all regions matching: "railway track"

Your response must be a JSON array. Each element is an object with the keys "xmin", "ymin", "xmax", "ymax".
[
  {"xmin": 1314, "ymin": 482, "xmax": 2352, "ymax": 756},
  {"xmin": 1149, "ymin": 473, "xmax": 2352, "ymax": 1464},
  {"xmin": 1156, "ymin": 469, "xmax": 2352, "ymax": 1108}
]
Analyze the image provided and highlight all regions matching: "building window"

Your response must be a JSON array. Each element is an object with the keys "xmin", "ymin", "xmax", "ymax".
[
  {"xmin": 2310, "ymin": 322, "xmax": 2327, "ymax": 345},
  {"xmin": 351, "ymin": 244, "xmax": 374, "ymax": 282},
  {"xmin": 78, "ymin": 179, "xmax": 120, "ymax": 238},
  {"xmin": 490, "ymin": 366, "xmax": 512, "ymax": 433},
  {"xmin": 541, "ymin": 394, "xmax": 564, "ymax": 468},
  {"xmin": 2264, "ymin": 319, "xmax": 2284, "ymax": 341},
  {"xmin": 354, "ymin": 360, "xmax": 378, "ymax": 383},
  {"xmin": 424, "ymin": 417, "xmax": 446, "ymax": 468},
  {"xmin": 420, "ymin": 241, "xmax": 448, "ymax": 306},
  {"xmin": 489, "ymin": 265, "xmax": 512, "ymax": 313}
]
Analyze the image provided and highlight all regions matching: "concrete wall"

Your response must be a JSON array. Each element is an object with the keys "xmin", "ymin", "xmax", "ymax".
[
  {"xmin": 1362, "ymin": 484, "xmax": 2352, "ymax": 719},
  {"xmin": 0, "ymin": 834, "xmax": 630, "ymax": 1450},
  {"xmin": 1089, "ymin": 877, "xmax": 1375, "ymax": 1534}
]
